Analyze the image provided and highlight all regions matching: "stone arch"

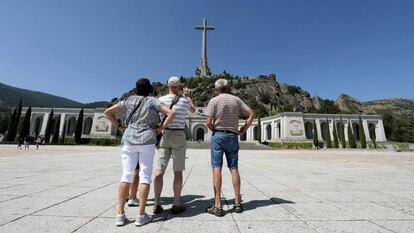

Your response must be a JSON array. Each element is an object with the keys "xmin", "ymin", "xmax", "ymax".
[
  {"xmin": 266, "ymin": 124, "xmax": 272, "ymax": 140},
  {"xmin": 276, "ymin": 122, "xmax": 281, "ymax": 139},
  {"xmin": 192, "ymin": 124, "xmax": 207, "ymax": 141},
  {"xmin": 305, "ymin": 121, "xmax": 313, "ymax": 139},
  {"xmin": 196, "ymin": 128, "xmax": 205, "ymax": 141},
  {"xmin": 321, "ymin": 122, "xmax": 328, "ymax": 141},
  {"xmin": 33, "ymin": 116, "xmax": 44, "ymax": 138},
  {"xmin": 352, "ymin": 122, "xmax": 360, "ymax": 141},
  {"xmin": 83, "ymin": 117, "xmax": 93, "ymax": 135},
  {"xmin": 253, "ymin": 126, "xmax": 259, "ymax": 141},
  {"xmin": 66, "ymin": 117, "xmax": 76, "ymax": 136}
]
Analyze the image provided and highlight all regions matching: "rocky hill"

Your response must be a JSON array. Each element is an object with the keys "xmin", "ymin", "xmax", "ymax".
[
  {"xmin": 120, "ymin": 73, "xmax": 413, "ymax": 117},
  {"xmin": 335, "ymin": 94, "xmax": 414, "ymax": 116}
]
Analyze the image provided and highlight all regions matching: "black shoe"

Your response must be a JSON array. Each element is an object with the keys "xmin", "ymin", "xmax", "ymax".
[
  {"xmin": 153, "ymin": 205, "xmax": 164, "ymax": 214},
  {"xmin": 171, "ymin": 205, "xmax": 186, "ymax": 215},
  {"xmin": 205, "ymin": 205, "xmax": 225, "ymax": 217},
  {"xmin": 233, "ymin": 204, "xmax": 244, "ymax": 213}
]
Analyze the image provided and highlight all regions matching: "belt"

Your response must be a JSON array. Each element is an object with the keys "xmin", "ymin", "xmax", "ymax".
[
  {"xmin": 214, "ymin": 129, "xmax": 238, "ymax": 135},
  {"xmin": 165, "ymin": 128, "xmax": 184, "ymax": 131}
]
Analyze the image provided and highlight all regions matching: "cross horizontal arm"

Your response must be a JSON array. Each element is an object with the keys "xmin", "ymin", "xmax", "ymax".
[{"xmin": 194, "ymin": 26, "xmax": 215, "ymax": 30}]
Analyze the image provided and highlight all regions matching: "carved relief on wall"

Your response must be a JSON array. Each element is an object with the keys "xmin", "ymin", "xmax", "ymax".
[
  {"xmin": 95, "ymin": 116, "xmax": 109, "ymax": 132},
  {"xmin": 289, "ymin": 120, "xmax": 303, "ymax": 136}
]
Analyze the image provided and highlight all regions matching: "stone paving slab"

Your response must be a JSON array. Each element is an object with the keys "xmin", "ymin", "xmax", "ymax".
[{"xmin": 0, "ymin": 145, "xmax": 414, "ymax": 232}]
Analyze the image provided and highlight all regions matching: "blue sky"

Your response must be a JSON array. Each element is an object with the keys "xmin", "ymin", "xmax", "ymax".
[{"xmin": 1, "ymin": 0, "xmax": 413, "ymax": 103}]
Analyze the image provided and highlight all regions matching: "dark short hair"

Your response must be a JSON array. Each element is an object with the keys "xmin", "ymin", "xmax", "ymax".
[{"xmin": 135, "ymin": 78, "xmax": 154, "ymax": 96}]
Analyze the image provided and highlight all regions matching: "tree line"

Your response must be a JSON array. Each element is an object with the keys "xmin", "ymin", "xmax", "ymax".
[{"xmin": 1, "ymin": 99, "xmax": 85, "ymax": 144}]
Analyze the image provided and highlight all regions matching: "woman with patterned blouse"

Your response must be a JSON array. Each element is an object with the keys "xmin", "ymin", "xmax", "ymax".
[{"xmin": 104, "ymin": 78, "xmax": 176, "ymax": 227}]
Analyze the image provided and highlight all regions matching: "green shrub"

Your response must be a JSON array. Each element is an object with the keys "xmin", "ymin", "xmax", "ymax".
[
  {"xmin": 268, "ymin": 142, "xmax": 313, "ymax": 150},
  {"xmin": 89, "ymin": 138, "xmax": 121, "ymax": 146}
]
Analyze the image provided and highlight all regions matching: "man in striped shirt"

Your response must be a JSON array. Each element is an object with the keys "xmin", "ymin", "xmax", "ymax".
[
  {"xmin": 204, "ymin": 79, "xmax": 255, "ymax": 216},
  {"xmin": 153, "ymin": 76, "xmax": 196, "ymax": 215}
]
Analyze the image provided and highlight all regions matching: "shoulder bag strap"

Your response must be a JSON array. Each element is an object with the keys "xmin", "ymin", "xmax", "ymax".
[
  {"xmin": 159, "ymin": 95, "xmax": 181, "ymax": 125},
  {"xmin": 126, "ymin": 97, "xmax": 146, "ymax": 125}
]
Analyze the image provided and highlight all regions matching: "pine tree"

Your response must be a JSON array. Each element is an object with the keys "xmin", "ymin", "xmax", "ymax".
[
  {"xmin": 18, "ymin": 107, "xmax": 32, "ymax": 139},
  {"xmin": 348, "ymin": 119, "xmax": 357, "ymax": 148},
  {"xmin": 313, "ymin": 121, "xmax": 319, "ymax": 148},
  {"xmin": 358, "ymin": 115, "xmax": 367, "ymax": 149},
  {"xmin": 5, "ymin": 108, "xmax": 17, "ymax": 141},
  {"xmin": 339, "ymin": 115, "xmax": 346, "ymax": 148},
  {"xmin": 75, "ymin": 108, "xmax": 84, "ymax": 144},
  {"xmin": 332, "ymin": 117, "xmax": 339, "ymax": 148},
  {"xmin": 51, "ymin": 115, "xmax": 60, "ymax": 144},
  {"xmin": 59, "ymin": 120, "xmax": 66, "ymax": 145},
  {"xmin": 44, "ymin": 109, "xmax": 54, "ymax": 143},
  {"xmin": 325, "ymin": 118, "xmax": 332, "ymax": 148}
]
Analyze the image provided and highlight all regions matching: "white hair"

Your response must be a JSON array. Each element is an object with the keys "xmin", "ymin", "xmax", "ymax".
[{"xmin": 214, "ymin": 79, "xmax": 228, "ymax": 90}]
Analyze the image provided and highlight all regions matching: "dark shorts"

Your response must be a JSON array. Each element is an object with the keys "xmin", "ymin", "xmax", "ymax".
[{"xmin": 211, "ymin": 131, "xmax": 239, "ymax": 169}]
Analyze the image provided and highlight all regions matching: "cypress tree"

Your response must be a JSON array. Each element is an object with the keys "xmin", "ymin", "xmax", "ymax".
[
  {"xmin": 44, "ymin": 109, "xmax": 54, "ymax": 143},
  {"xmin": 313, "ymin": 121, "xmax": 319, "ymax": 148},
  {"xmin": 13, "ymin": 99, "xmax": 23, "ymax": 140},
  {"xmin": 60, "ymin": 120, "xmax": 66, "ymax": 145},
  {"xmin": 51, "ymin": 115, "xmax": 60, "ymax": 144},
  {"xmin": 18, "ymin": 107, "xmax": 32, "ymax": 139},
  {"xmin": 332, "ymin": 117, "xmax": 339, "ymax": 148},
  {"xmin": 5, "ymin": 99, "xmax": 22, "ymax": 141},
  {"xmin": 5, "ymin": 108, "xmax": 17, "ymax": 141},
  {"xmin": 348, "ymin": 119, "xmax": 357, "ymax": 148},
  {"xmin": 370, "ymin": 127, "xmax": 377, "ymax": 148},
  {"xmin": 358, "ymin": 115, "xmax": 367, "ymax": 149},
  {"xmin": 257, "ymin": 115, "xmax": 262, "ymax": 143},
  {"xmin": 325, "ymin": 118, "xmax": 332, "ymax": 148},
  {"xmin": 74, "ymin": 108, "xmax": 84, "ymax": 144},
  {"xmin": 339, "ymin": 115, "xmax": 346, "ymax": 148}
]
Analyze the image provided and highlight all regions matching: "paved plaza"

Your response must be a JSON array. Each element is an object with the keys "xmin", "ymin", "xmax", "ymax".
[{"xmin": 0, "ymin": 145, "xmax": 413, "ymax": 233}]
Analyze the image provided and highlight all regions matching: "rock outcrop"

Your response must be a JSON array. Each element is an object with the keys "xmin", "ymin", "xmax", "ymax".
[{"xmin": 119, "ymin": 74, "xmax": 414, "ymax": 117}]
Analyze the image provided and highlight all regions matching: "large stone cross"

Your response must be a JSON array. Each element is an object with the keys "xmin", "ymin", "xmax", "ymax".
[{"xmin": 194, "ymin": 18, "xmax": 215, "ymax": 77}]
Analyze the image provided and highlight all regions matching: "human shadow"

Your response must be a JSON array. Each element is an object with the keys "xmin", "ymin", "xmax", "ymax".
[
  {"xmin": 226, "ymin": 197, "xmax": 295, "ymax": 212},
  {"xmin": 153, "ymin": 195, "xmax": 295, "ymax": 219},
  {"xmin": 147, "ymin": 194, "xmax": 208, "ymax": 222}
]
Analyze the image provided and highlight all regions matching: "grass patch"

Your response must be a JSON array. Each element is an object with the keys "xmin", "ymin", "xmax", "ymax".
[
  {"xmin": 267, "ymin": 142, "xmax": 313, "ymax": 150},
  {"xmin": 396, "ymin": 143, "xmax": 409, "ymax": 149},
  {"xmin": 63, "ymin": 137, "xmax": 121, "ymax": 146}
]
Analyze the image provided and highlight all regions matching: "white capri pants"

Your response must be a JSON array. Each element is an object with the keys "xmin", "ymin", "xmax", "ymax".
[{"xmin": 120, "ymin": 143, "xmax": 155, "ymax": 184}]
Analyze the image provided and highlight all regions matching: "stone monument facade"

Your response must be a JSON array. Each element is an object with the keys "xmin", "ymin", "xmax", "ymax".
[{"xmin": 23, "ymin": 107, "xmax": 387, "ymax": 144}]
